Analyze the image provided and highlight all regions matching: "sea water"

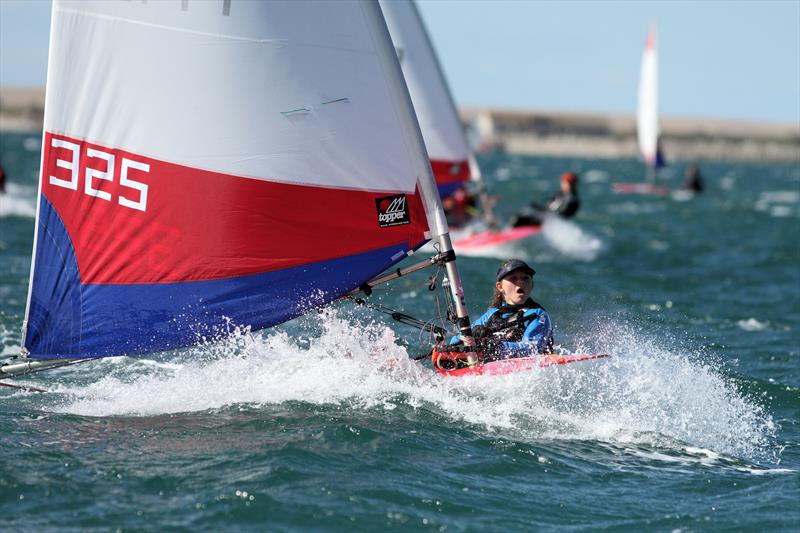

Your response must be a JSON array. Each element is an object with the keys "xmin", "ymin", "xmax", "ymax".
[{"xmin": 1, "ymin": 131, "xmax": 798, "ymax": 531}]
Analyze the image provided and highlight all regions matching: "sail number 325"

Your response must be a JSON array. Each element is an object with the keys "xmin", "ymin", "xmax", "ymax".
[{"xmin": 49, "ymin": 136, "xmax": 150, "ymax": 212}]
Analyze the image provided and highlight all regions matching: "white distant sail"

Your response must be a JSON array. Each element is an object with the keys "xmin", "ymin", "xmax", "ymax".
[{"xmin": 637, "ymin": 27, "xmax": 659, "ymax": 171}]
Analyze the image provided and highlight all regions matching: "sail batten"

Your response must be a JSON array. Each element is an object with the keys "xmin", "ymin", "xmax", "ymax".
[{"xmin": 21, "ymin": 0, "xmax": 454, "ymax": 360}]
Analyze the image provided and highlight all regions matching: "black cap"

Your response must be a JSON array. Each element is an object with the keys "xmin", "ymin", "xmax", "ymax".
[{"xmin": 496, "ymin": 259, "xmax": 535, "ymax": 282}]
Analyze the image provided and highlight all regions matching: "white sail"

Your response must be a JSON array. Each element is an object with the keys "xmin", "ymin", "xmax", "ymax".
[
  {"xmin": 637, "ymin": 27, "xmax": 659, "ymax": 168},
  {"xmin": 11, "ymin": 0, "xmax": 465, "ymax": 366},
  {"xmin": 380, "ymin": 0, "xmax": 471, "ymax": 198}
]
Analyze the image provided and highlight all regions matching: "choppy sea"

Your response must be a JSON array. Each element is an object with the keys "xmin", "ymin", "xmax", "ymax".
[{"xmin": 1, "ymin": 130, "xmax": 798, "ymax": 531}]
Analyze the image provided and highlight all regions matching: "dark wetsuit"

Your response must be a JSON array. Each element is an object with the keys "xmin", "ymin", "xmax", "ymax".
[
  {"xmin": 681, "ymin": 170, "xmax": 704, "ymax": 193},
  {"xmin": 511, "ymin": 191, "xmax": 580, "ymax": 227}
]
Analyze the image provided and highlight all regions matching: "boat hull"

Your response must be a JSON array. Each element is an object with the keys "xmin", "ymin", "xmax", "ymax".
[
  {"xmin": 433, "ymin": 352, "xmax": 610, "ymax": 377},
  {"xmin": 452, "ymin": 225, "xmax": 541, "ymax": 251},
  {"xmin": 612, "ymin": 183, "xmax": 670, "ymax": 196}
]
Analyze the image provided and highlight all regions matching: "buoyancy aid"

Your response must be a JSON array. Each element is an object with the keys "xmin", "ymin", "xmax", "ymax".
[
  {"xmin": 447, "ymin": 298, "xmax": 554, "ymax": 361},
  {"xmin": 472, "ymin": 298, "xmax": 554, "ymax": 360},
  {"xmin": 475, "ymin": 299, "xmax": 545, "ymax": 341}
]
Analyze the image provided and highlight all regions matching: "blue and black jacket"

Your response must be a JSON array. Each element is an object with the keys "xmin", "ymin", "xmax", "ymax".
[{"xmin": 450, "ymin": 298, "xmax": 554, "ymax": 359}]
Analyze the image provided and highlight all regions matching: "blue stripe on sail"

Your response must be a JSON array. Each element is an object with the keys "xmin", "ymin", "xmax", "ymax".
[
  {"xmin": 25, "ymin": 196, "xmax": 416, "ymax": 359},
  {"xmin": 25, "ymin": 195, "xmax": 84, "ymax": 358}
]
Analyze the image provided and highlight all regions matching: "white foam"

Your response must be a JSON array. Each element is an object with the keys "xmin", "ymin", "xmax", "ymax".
[
  {"xmin": 734, "ymin": 467, "xmax": 796, "ymax": 475},
  {"xmin": 754, "ymin": 190, "xmax": 800, "ymax": 218},
  {"xmin": 737, "ymin": 318, "xmax": 769, "ymax": 332},
  {"xmin": 539, "ymin": 215, "xmax": 604, "ymax": 261},
  {"xmin": 494, "ymin": 167, "xmax": 511, "ymax": 181},
  {"xmin": 758, "ymin": 190, "xmax": 800, "ymax": 204},
  {"xmin": 0, "ymin": 183, "xmax": 37, "ymax": 219},
  {"xmin": 607, "ymin": 201, "xmax": 667, "ymax": 215},
  {"xmin": 670, "ymin": 190, "xmax": 695, "ymax": 202},
  {"xmin": 23, "ymin": 136, "xmax": 42, "ymax": 152},
  {"xmin": 582, "ymin": 169, "xmax": 610, "ymax": 183},
  {"xmin": 45, "ymin": 312, "xmax": 778, "ymax": 464},
  {"xmin": 719, "ymin": 176, "xmax": 736, "ymax": 190}
]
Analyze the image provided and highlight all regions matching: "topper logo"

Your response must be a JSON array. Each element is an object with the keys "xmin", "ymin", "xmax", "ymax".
[
  {"xmin": 48, "ymin": 136, "xmax": 150, "ymax": 212},
  {"xmin": 376, "ymin": 194, "xmax": 410, "ymax": 227}
]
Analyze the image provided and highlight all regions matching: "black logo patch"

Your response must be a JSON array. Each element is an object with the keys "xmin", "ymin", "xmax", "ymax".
[{"xmin": 376, "ymin": 194, "xmax": 411, "ymax": 227}]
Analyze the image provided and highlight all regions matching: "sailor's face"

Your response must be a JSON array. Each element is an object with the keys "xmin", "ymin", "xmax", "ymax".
[{"xmin": 496, "ymin": 270, "xmax": 532, "ymax": 306}]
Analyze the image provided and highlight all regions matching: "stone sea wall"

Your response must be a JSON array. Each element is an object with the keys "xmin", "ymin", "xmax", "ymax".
[
  {"xmin": 2, "ymin": 87, "xmax": 798, "ymax": 163},
  {"xmin": 463, "ymin": 107, "xmax": 800, "ymax": 164}
]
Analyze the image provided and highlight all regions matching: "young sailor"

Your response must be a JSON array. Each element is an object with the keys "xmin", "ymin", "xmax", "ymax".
[
  {"xmin": 452, "ymin": 259, "xmax": 554, "ymax": 360},
  {"xmin": 510, "ymin": 172, "xmax": 580, "ymax": 227}
]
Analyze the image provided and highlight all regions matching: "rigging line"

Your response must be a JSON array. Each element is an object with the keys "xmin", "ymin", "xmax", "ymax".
[
  {"xmin": 0, "ymin": 381, "xmax": 48, "ymax": 393},
  {"xmin": 347, "ymin": 297, "xmax": 448, "ymax": 338}
]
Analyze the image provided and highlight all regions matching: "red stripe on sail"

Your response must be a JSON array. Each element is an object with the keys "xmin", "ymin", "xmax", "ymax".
[
  {"xmin": 430, "ymin": 158, "xmax": 470, "ymax": 186},
  {"xmin": 41, "ymin": 133, "xmax": 429, "ymax": 284}
]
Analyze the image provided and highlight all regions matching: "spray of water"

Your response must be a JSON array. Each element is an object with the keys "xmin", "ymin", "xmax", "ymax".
[
  {"xmin": 45, "ymin": 309, "xmax": 777, "ymax": 465},
  {"xmin": 539, "ymin": 215, "xmax": 604, "ymax": 261},
  {"xmin": 454, "ymin": 217, "xmax": 604, "ymax": 262},
  {"xmin": 0, "ymin": 183, "xmax": 37, "ymax": 218}
]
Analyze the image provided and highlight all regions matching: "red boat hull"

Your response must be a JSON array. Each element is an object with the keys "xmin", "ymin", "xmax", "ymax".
[
  {"xmin": 452, "ymin": 225, "xmax": 541, "ymax": 250},
  {"xmin": 612, "ymin": 183, "xmax": 670, "ymax": 196},
  {"xmin": 432, "ymin": 351, "xmax": 610, "ymax": 377}
]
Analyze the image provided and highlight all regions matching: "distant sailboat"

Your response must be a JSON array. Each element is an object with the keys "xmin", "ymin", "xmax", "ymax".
[
  {"xmin": 613, "ymin": 26, "xmax": 670, "ymax": 196},
  {"xmin": 0, "ymin": 0, "xmax": 477, "ymax": 378},
  {"xmin": 381, "ymin": 0, "xmax": 541, "ymax": 254},
  {"xmin": 380, "ymin": 0, "xmax": 496, "ymax": 228}
]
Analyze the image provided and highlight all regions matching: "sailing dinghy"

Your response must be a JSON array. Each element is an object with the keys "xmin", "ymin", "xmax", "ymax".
[
  {"xmin": 379, "ymin": 0, "xmax": 471, "ymax": 201},
  {"xmin": 380, "ymin": 0, "xmax": 542, "ymax": 254},
  {"xmin": 613, "ymin": 27, "xmax": 670, "ymax": 196},
  {"xmin": 1, "ymin": 0, "xmax": 605, "ymax": 384}
]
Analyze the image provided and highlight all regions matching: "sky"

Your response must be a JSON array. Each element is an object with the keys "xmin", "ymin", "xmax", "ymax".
[{"xmin": 1, "ymin": 0, "xmax": 798, "ymax": 123}]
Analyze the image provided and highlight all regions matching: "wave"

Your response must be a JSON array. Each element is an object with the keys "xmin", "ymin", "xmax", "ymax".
[
  {"xmin": 755, "ymin": 190, "xmax": 800, "ymax": 218},
  {"xmin": 737, "ymin": 318, "xmax": 769, "ymax": 332},
  {"xmin": 43, "ymin": 311, "xmax": 777, "ymax": 465},
  {"xmin": 451, "ymin": 217, "xmax": 604, "ymax": 262},
  {"xmin": 0, "ymin": 183, "xmax": 37, "ymax": 219},
  {"xmin": 538, "ymin": 215, "xmax": 604, "ymax": 261}
]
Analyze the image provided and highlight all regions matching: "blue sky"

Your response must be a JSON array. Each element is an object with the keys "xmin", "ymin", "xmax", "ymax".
[{"xmin": 1, "ymin": 0, "xmax": 798, "ymax": 123}]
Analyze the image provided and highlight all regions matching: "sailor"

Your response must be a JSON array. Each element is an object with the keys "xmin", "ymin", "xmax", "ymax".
[
  {"xmin": 681, "ymin": 163, "xmax": 704, "ymax": 193},
  {"xmin": 510, "ymin": 172, "xmax": 580, "ymax": 227},
  {"xmin": 442, "ymin": 186, "xmax": 478, "ymax": 228},
  {"xmin": 452, "ymin": 259, "xmax": 553, "ymax": 360}
]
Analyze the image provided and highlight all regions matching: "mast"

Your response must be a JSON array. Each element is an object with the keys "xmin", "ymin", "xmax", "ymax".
[
  {"xmin": 366, "ymin": 1, "xmax": 475, "ymax": 346},
  {"xmin": 19, "ymin": 0, "xmax": 59, "ymax": 358}
]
